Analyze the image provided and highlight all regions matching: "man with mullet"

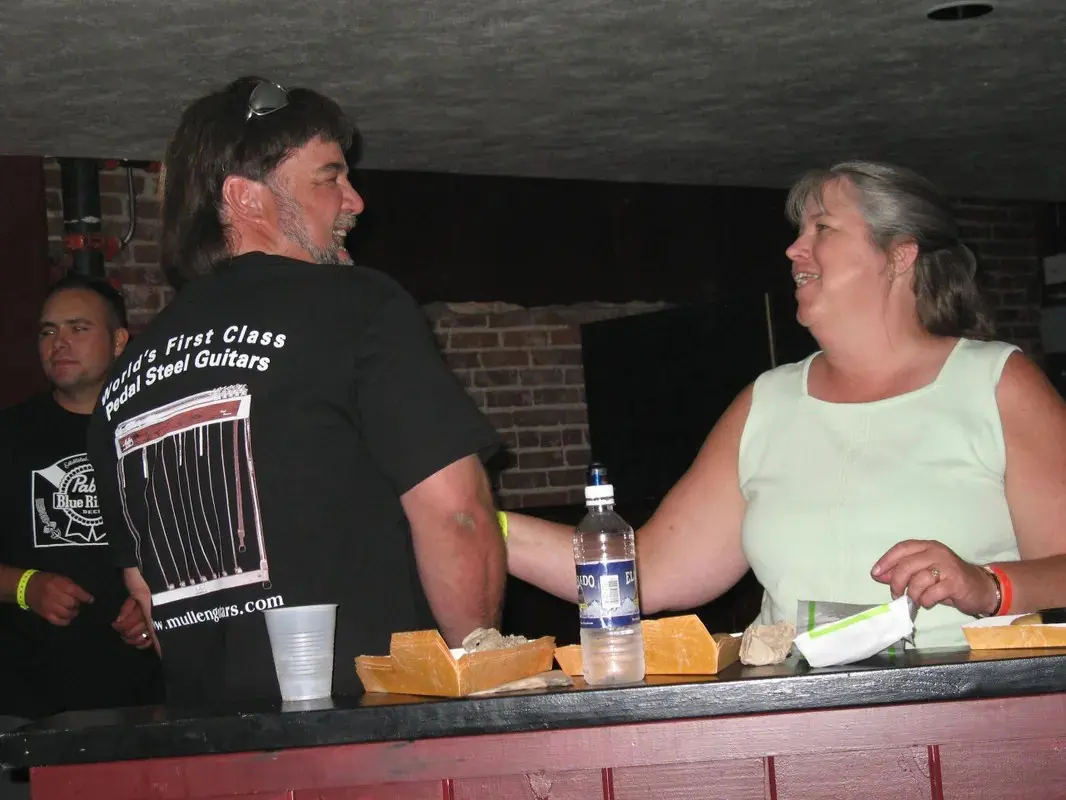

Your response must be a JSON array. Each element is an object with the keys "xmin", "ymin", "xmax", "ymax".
[{"xmin": 87, "ymin": 77, "xmax": 506, "ymax": 706}]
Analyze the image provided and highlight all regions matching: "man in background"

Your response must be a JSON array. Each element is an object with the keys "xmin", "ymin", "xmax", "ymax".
[{"xmin": 0, "ymin": 274, "xmax": 164, "ymax": 798}]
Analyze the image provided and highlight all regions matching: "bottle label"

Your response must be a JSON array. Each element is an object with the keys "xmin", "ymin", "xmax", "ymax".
[{"xmin": 576, "ymin": 558, "xmax": 640, "ymax": 629}]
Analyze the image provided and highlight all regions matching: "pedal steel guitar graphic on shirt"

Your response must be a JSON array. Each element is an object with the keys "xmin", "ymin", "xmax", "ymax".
[{"xmin": 112, "ymin": 385, "xmax": 270, "ymax": 606}]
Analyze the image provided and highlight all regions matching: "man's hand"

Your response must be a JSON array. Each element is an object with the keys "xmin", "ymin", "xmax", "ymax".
[
  {"xmin": 24, "ymin": 571, "xmax": 94, "ymax": 626},
  {"xmin": 123, "ymin": 567, "xmax": 161, "ymax": 656},
  {"xmin": 112, "ymin": 595, "xmax": 153, "ymax": 649}
]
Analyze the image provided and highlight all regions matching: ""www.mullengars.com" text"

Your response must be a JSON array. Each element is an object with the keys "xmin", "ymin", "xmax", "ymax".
[{"xmin": 153, "ymin": 595, "xmax": 285, "ymax": 631}]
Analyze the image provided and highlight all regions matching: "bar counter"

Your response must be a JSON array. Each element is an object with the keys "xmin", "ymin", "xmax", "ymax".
[{"xmin": 3, "ymin": 647, "xmax": 1066, "ymax": 799}]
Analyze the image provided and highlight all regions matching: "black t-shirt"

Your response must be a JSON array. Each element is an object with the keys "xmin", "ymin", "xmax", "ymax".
[
  {"xmin": 0, "ymin": 393, "xmax": 164, "ymax": 719},
  {"xmin": 88, "ymin": 254, "xmax": 500, "ymax": 707}
]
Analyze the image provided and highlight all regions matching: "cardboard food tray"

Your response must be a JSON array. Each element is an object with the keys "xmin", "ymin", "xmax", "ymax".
[
  {"xmin": 355, "ymin": 630, "xmax": 556, "ymax": 697},
  {"xmin": 554, "ymin": 614, "xmax": 741, "ymax": 676},
  {"xmin": 963, "ymin": 615, "xmax": 1066, "ymax": 650}
]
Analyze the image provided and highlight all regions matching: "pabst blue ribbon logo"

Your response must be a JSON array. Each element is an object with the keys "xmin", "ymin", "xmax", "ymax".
[{"xmin": 31, "ymin": 453, "xmax": 106, "ymax": 547}]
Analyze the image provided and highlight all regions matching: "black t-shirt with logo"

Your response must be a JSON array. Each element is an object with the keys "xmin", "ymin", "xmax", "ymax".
[
  {"xmin": 88, "ymin": 254, "xmax": 500, "ymax": 707},
  {"xmin": 0, "ymin": 393, "xmax": 164, "ymax": 719}
]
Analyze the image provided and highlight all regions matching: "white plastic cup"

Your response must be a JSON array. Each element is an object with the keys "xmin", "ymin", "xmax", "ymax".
[{"xmin": 263, "ymin": 604, "xmax": 338, "ymax": 702}]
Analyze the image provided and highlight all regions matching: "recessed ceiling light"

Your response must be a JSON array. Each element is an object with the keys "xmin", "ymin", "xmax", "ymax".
[{"xmin": 927, "ymin": 2, "xmax": 994, "ymax": 21}]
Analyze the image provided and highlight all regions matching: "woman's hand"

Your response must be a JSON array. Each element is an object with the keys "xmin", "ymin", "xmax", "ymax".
[{"xmin": 871, "ymin": 539, "xmax": 998, "ymax": 617}]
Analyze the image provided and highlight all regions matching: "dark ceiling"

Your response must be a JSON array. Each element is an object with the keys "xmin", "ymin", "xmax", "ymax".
[{"xmin": 3, "ymin": 0, "xmax": 1064, "ymax": 199}]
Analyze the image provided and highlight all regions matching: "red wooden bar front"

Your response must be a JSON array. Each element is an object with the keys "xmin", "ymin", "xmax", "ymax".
[{"xmin": 29, "ymin": 692, "xmax": 1066, "ymax": 799}]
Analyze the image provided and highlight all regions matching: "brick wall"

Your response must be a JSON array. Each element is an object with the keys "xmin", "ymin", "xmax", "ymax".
[
  {"xmin": 42, "ymin": 160, "xmax": 1046, "ymax": 507},
  {"xmin": 427, "ymin": 301, "xmax": 667, "ymax": 508},
  {"xmin": 954, "ymin": 200, "xmax": 1044, "ymax": 356}
]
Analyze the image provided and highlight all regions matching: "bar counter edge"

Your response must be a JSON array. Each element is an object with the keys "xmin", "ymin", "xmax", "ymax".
[{"xmin": 3, "ymin": 646, "xmax": 1065, "ymax": 768}]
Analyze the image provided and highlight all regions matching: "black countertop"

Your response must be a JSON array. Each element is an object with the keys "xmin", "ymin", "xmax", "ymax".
[{"xmin": 4, "ymin": 647, "xmax": 1066, "ymax": 769}]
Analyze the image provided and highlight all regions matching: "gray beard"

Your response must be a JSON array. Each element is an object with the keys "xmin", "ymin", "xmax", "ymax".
[{"xmin": 273, "ymin": 188, "xmax": 352, "ymax": 265}]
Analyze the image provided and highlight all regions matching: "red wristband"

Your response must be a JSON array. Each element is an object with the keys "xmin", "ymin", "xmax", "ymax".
[{"xmin": 988, "ymin": 565, "xmax": 1013, "ymax": 616}]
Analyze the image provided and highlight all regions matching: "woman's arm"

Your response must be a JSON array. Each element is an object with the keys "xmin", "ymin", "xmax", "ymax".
[
  {"xmin": 873, "ymin": 353, "xmax": 1066, "ymax": 614},
  {"xmin": 995, "ymin": 352, "xmax": 1066, "ymax": 611},
  {"xmin": 506, "ymin": 385, "xmax": 754, "ymax": 615}
]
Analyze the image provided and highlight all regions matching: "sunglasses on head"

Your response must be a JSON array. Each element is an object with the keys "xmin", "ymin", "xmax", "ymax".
[{"xmin": 245, "ymin": 80, "xmax": 290, "ymax": 122}]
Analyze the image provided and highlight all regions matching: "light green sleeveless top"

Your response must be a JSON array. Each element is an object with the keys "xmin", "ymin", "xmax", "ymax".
[{"xmin": 738, "ymin": 338, "xmax": 1020, "ymax": 649}]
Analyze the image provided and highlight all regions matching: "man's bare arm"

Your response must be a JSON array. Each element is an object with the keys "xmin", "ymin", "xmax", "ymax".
[
  {"xmin": 123, "ymin": 566, "xmax": 161, "ymax": 657},
  {"xmin": 401, "ymin": 455, "xmax": 506, "ymax": 647}
]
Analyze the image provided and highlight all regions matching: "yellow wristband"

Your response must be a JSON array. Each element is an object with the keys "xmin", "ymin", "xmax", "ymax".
[
  {"xmin": 16, "ymin": 569, "xmax": 38, "ymax": 611},
  {"xmin": 496, "ymin": 510, "xmax": 509, "ymax": 541}
]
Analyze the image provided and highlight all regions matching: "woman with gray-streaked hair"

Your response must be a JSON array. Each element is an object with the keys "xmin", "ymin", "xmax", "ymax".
[{"xmin": 504, "ymin": 160, "xmax": 1066, "ymax": 657}]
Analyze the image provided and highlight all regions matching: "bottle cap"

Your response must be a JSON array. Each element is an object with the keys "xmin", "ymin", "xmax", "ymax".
[{"xmin": 585, "ymin": 484, "xmax": 614, "ymax": 502}]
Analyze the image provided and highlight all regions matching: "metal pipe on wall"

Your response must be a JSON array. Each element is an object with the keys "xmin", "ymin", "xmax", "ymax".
[{"xmin": 58, "ymin": 157, "xmax": 107, "ymax": 278}]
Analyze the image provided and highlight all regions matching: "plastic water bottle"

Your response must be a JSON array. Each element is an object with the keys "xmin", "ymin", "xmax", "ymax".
[{"xmin": 573, "ymin": 463, "xmax": 645, "ymax": 685}]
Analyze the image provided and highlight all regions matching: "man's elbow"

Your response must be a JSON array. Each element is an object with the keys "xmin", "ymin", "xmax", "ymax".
[
  {"xmin": 467, "ymin": 529, "xmax": 507, "ymax": 620},
  {"xmin": 424, "ymin": 521, "xmax": 507, "ymax": 642},
  {"xmin": 438, "ymin": 584, "xmax": 505, "ymax": 647}
]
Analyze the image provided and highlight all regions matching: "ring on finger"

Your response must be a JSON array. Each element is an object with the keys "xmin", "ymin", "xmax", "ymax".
[{"xmin": 929, "ymin": 567, "xmax": 941, "ymax": 582}]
